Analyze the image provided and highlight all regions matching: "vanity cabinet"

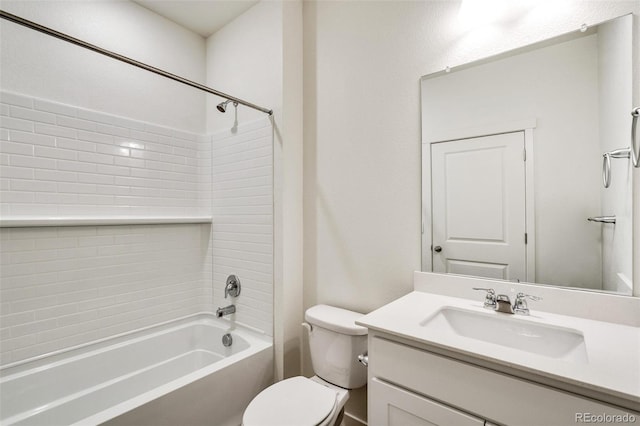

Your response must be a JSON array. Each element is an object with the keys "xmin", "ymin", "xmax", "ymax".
[
  {"xmin": 370, "ymin": 378, "xmax": 484, "ymax": 426},
  {"xmin": 368, "ymin": 333, "xmax": 639, "ymax": 426}
]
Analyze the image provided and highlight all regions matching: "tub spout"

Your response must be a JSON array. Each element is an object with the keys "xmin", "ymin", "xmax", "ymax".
[{"xmin": 216, "ymin": 305, "xmax": 236, "ymax": 318}]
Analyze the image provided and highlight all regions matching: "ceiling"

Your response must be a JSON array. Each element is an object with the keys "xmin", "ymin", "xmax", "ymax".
[{"xmin": 132, "ymin": 0, "xmax": 259, "ymax": 37}]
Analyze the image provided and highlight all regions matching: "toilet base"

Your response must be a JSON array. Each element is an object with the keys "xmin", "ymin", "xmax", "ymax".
[{"xmin": 334, "ymin": 407, "xmax": 345, "ymax": 426}]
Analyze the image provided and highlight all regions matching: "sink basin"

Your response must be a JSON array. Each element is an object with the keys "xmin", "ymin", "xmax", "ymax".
[{"xmin": 421, "ymin": 307, "xmax": 588, "ymax": 362}]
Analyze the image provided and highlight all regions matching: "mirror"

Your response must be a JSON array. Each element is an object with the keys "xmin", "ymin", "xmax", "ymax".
[{"xmin": 421, "ymin": 14, "xmax": 633, "ymax": 295}]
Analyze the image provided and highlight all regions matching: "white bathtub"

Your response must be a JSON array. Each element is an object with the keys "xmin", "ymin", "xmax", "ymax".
[{"xmin": 0, "ymin": 313, "xmax": 273, "ymax": 426}]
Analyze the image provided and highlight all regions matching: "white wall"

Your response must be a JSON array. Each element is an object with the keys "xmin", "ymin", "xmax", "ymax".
[
  {"xmin": 278, "ymin": 0, "xmax": 305, "ymax": 380},
  {"xmin": 205, "ymin": 1, "xmax": 282, "ymax": 133},
  {"xmin": 422, "ymin": 33, "xmax": 603, "ymax": 289},
  {"xmin": 303, "ymin": 1, "xmax": 639, "ymax": 423},
  {"xmin": 0, "ymin": 0, "xmax": 206, "ymax": 132},
  {"xmin": 204, "ymin": 0, "xmax": 303, "ymax": 380},
  {"xmin": 304, "ymin": 0, "xmax": 425, "ymax": 316}
]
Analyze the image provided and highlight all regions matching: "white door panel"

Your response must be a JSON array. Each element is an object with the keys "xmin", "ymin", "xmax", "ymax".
[
  {"xmin": 443, "ymin": 147, "xmax": 506, "ymax": 241},
  {"xmin": 432, "ymin": 132, "xmax": 526, "ymax": 281},
  {"xmin": 446, "ymin": 259, "xmax": 508, "ymax": 280}
]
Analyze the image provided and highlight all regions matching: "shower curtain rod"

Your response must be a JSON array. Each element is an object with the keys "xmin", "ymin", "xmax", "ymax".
[{"xmin": 0, "ymin": 10, "xmax": 273, "ymax": 116}]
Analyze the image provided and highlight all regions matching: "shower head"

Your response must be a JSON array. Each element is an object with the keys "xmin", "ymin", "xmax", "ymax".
[
  {"xmin": 216, "ymin": 101, "xmax": 229, "ymax": 113},
  {"xmin": 216, "ymin": 100, "xmax": 238, "ymax": 113}
]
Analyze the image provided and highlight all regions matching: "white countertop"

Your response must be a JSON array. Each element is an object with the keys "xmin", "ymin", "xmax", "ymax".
[{"xmin": 356, "ymin": 290, "xmax": 640, "ymax": 406}]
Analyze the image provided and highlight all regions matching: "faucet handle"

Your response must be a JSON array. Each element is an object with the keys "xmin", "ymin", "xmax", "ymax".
[
  {"xmin": 472, "ymin": 288, "xmax": 497, "ymax": 309},
  {"xmin": 513, "ymin": 292, "xmax": 542, "ymax": 315},
  {"xmin": 225, "ymin": 274, "xmax": 241, "ymax": 298},
  {"xmin": 517, "ymin": 293, "xmax": 542, "ymax": 301}
]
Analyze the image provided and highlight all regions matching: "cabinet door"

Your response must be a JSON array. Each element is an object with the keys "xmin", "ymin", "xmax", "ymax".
[{"xmin": 370, "ymin": 378, "xmax": 484, "ymax": 426}]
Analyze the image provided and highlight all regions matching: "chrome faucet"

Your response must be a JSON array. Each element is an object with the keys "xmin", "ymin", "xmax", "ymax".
[
  {"xmin": 216, "ymin": 305, "xmax": 236, "ymax": 318},
  {"xmin": 473, "ymin": 288, "xmax": 541, "ymax": 315},
  {"xmin": 495, "ymin": 294, "xmax": 514, "ymax": 314}
]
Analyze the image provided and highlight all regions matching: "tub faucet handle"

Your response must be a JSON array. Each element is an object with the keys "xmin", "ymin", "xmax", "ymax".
[{"xmin": 225, "ymin": 275, "xmax": 241, "ymax": 298}]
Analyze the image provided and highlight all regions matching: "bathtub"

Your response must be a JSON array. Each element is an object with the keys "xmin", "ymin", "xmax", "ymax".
[{"xmin": 0, "ymin": 313, "xmax": 273, "ymax": 426}]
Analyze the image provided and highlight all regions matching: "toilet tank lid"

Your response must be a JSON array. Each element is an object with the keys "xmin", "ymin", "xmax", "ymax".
[{"xmin": 305, "ymin": 305, "xmax": 368, "ymax": 336}]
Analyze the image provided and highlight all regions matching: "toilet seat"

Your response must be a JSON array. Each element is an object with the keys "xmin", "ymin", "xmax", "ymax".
[{"xmin": 243, "ymin": 376, "xmax": 337, "ymax": 426}]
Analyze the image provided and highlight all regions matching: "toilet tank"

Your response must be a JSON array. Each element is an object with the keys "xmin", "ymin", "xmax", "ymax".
[{"xmin": 304, "ymin": 305, "xmax": 368, "ymax": 389}]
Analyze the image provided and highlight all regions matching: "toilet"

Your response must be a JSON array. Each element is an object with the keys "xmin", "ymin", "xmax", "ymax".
[{"xmin": 242, "ymin": 305, "xmax": 368, "ymax": 426}]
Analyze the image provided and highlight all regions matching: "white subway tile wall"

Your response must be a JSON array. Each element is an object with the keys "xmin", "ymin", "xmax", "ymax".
[
  {"xmin": 0, "ymin": 91, "xmax": 203, "ymax": 216},
  {"xmin": 0, "ymin": 91, "xmax": 272, "ymax": 364},
  {"xmin": 0, "ymin": 224, "xmax": 212, "ymax": 365},
  {"xmin": 211, "ymin": 119, "xmax": 273, "ymax": 336}
]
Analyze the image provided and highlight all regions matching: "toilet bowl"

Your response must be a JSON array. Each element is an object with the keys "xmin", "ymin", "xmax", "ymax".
[{"xmin": 242, "ymin": 305, "xmax": 368, "ymax": 426}]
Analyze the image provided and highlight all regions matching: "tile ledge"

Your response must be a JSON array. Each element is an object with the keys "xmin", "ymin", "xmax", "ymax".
[{"xmin": 0, "ymin": 216, "xmax": 213, "ymax": 227}]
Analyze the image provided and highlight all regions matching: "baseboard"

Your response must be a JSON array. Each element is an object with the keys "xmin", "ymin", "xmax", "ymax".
[{"xmin": 343, "ymin": 411, "xmax": 367, "ymax": 426}]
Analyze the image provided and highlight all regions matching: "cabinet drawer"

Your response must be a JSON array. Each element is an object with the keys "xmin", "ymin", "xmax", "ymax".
[
  {"xmin": 370, "ymin": 377, "xmax": 484, "ymax": 426},
  {"xmin": 371, "ymin": 336, "xmax": 637, "ymax": 426}
]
